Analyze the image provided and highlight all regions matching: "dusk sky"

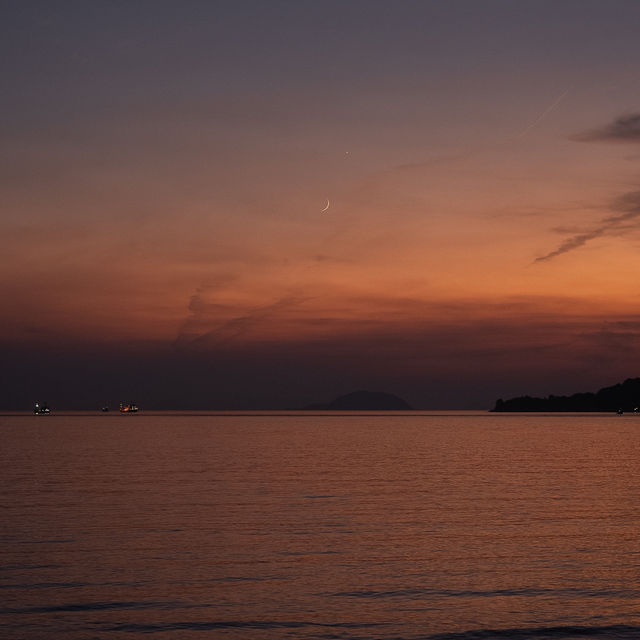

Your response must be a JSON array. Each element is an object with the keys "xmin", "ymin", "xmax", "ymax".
[{"xmin": 4, "ymin": 0, "xmax": 640, "ymax": 409}]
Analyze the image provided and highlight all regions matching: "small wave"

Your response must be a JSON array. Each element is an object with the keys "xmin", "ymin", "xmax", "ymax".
[
  {"xmin": 104, "ymin": 620, "xmax": 385, "ymax": 633},
  {"xmin": 331, "ymin": 587, "xmax": 640, "ymax": 600},
  {"xmin": 0, "ymin": 581, "xmax": 88, "ymax": 590},
  {"xmin": 0, "ymin": 564, "xmax": 61, "ymax": 572},
  {"xmin": 18, "ymin": 539, "xmax": 75, "ymax": 545},
  {"xmin": 211, "ymin": 575, "xmax": 275, "ymax": 582},
  {"xmin": 279, "ymin": 550, "xmax": 341, "ymax": 557},
  {"xmin": 428, "ymin": 624, "xmax": 640, "ymax": 640},
  {"xmin": 0, "ymin": 579, "xmax": 152, "ymax": 590},
  {"xmin": 0, "ymin": 600, "xmax": 207, "ymax": 614}
]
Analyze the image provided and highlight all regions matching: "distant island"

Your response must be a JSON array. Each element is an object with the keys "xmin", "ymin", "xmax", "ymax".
[
  {"xmin": 492, "ymin": 377, "xmax": 640, "ymax": 412},
  {"xmin": 302, "ymin": 390, "xmax": 413, "ymax": 410}
]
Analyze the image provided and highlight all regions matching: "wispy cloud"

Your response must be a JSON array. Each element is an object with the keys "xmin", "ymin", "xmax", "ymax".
[
  {"xmin": 536, "ymin": 113, "xmax": 640, "ymax": 262},
  {"xmin": 534, "ymin": 229, "xmax": 604, "ymax": 263},
  {"xmin": 535, "ymin": 190, "xmax": 640, "ymax": 262},
  {"xmin": 573, "ymin": 112, "xmax": 640, "ymax": 143}
]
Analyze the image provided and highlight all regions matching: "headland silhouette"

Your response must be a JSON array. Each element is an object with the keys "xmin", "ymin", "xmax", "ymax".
[{"xmin": 492, "ymin": 377, "xmax": 640, "ymax": 412}]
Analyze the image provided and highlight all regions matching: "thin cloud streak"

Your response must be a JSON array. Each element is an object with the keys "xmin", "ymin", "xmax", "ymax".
[
  {"xmin": 535, "ymin": 113, "xmax": 640, "ymax": 262},
  {"xmin": 534, "ymin": 190, "xmax": 640, "ymax": 263},
  {"xmin": 534, "ymin": 229, "xmax": 604, "ymax": 263}
]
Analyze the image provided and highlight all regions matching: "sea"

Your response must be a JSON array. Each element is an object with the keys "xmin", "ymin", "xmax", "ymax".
[{"xmin": 2, "ymin": 411, "xmax": 640, "ymax": 640}]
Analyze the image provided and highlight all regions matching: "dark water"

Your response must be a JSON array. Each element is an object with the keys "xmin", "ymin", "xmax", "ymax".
[{"xmin": 2, "ymin": 411, "xmax": 640, "ymax": 639}]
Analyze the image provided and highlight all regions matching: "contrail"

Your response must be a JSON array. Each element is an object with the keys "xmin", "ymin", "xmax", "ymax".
[{"xmin": 516, "ymin": 87, "xmax": 571, "ymax": 139}]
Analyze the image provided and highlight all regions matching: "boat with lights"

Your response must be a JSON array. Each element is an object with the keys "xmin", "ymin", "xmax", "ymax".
[
  {"xmin": 33, "ymin": 402, "xmax": 50, "ymax": 415},
  {"xmin": 119, "ymin": 402, "xmax": 139, "ymax": 413}
]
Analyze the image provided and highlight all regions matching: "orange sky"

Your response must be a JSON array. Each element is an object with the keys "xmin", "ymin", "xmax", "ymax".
[{"xmin": 3, "ymin": 1, "xmax": 640, "ymax": 408}]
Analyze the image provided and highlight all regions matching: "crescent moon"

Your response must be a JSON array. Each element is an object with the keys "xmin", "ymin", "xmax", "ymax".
[{"xmin": 321, "ymin": 200, "xmax": 330, "ymax": 212}]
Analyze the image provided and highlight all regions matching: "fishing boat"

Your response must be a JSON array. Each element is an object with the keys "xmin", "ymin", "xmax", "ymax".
[
  {"xmin": 119, "ymin": 402, "xmax": 139, "ymax": 413},
  {"xmin": 33, "ymin": 402, "xmax": 50, "ymax": 415}
]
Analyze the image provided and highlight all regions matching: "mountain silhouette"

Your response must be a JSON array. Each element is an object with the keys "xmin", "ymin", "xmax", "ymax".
[
  {"xmin": 492, "ymin": 377, "xmax": 640, "ymax": 412},
  {"xmin": 302, "ymin": 390, "xmax": 413, "ymax": 410}
]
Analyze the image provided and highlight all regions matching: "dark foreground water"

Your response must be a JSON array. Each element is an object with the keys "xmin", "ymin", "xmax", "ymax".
[{"xmin": 2, "ymin": 411, "xmax": 640, "ymax": 639}]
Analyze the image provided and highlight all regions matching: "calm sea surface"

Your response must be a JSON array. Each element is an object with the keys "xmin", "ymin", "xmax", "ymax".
[{"xmin": 2, "ymin": 411, "xmax": 640, "ymax": 639}]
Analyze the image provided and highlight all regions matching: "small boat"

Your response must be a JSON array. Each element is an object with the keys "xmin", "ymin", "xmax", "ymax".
[
  {"xmin": 119, "ymin": 402, "xmax": 139, "ymax": 413},
  {"xmin": 34, "ymin": 402, "xmax": 50, "ymax": 415}
]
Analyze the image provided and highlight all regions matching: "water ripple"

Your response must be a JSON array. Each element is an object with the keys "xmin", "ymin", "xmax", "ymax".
[
  {"xmin": 428, "ymin": 624, "xmax": 640, "ymax": 640},
  {"xmin": 1, "ymin": 600, "xmax": 208, "ymax": 614},
  {"xmin": 17, "ymin": 539, "xmax": 75, "ymax": 544},
  {"xmin": 104, "ymin": 620, "xmax": 385, "ymax": 633},
  {"xmin": 331, "ymin": 587, "xmax": 640, "ymax": 600},
  {"xmin": 0, "ymin": 581, "xmax": 89, "ymax": 590}
]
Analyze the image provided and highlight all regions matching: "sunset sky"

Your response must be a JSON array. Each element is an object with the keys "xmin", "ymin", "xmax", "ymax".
[{"xmin": 3, "ymin": 0, "xmax": 640, "ymax": 409}]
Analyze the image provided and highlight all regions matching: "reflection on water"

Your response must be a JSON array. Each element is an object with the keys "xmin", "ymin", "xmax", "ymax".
[{"xmin": 2, "ymin": 412, "xmax": 640, "ymax": 639}]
